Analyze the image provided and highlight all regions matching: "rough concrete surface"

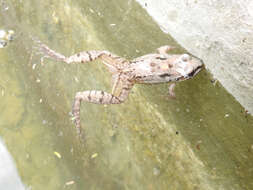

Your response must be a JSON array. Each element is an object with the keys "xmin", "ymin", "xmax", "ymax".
[{"xmin": 136, "ymin": 0, "xmax": 253, "ymax": 114}]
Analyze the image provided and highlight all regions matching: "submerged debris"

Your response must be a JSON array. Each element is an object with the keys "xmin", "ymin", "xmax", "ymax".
[
  {"xmin": 153, "ymin": 167, "xmax": 160, "ymax": 176},
  {"xmin": 0, "ymin": 29, "xmax": 14, "ymax": 48},
  {"xmin": 65, "ymin": 181, "xmax": 75, "ymax": 186},
  {"xmin": 224, "ymin": 113, "xmax": 230, "ymax": 118},
  {"xmin": 91, "ymin": 153, "xmax": 98, "ymax": 159},
  {"xmin": 0, "ymin": 39, "xmax": 7, "ymax": 48},
  {"xmin": 54, "ymin": 151, "xmax": 62, "ymax": 158}
]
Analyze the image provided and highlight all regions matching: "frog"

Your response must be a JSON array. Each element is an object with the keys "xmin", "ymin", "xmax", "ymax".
[{"xmin": 37, "ymin": 42, "xmax": 203, "ymax": 138}]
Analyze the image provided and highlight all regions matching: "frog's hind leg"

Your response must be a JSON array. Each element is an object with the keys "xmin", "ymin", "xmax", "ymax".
[
  {"xmin": 38, "ymin": 43, "xmax": 129, "ymax": 72},
  {"xmin": 72, "ymin": 81, "xmax": 133, "ymax": 138}
]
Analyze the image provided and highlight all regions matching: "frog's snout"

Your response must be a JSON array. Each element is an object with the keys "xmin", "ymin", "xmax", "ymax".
[{"xmin": 187, "ymin": 58, "xmax": 203, "ymax": 78}]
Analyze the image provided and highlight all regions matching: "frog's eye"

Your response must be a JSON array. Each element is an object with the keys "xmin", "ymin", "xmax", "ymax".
[{"xmin": 181, "ymin": 54, "xmax": 190, "ymax": 62}]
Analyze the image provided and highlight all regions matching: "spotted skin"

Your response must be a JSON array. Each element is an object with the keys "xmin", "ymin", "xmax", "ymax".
[{"xmin": 38, "ymin": 42, "xmax": 203, "ymax": 139}]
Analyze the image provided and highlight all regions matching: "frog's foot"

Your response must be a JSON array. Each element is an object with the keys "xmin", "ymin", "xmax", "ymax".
[
  {"xmin": 31, "ymin": 38, "xmax": 66, "ymax": 65},
  {"xmin": 38, "ymin": 43, "xmax": 66, "ymax": 62}
]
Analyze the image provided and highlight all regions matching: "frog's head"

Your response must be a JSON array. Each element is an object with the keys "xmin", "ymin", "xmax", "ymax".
[{"xmin": 174, "ymin": 54, "xmax": 203, "ymax": 81}]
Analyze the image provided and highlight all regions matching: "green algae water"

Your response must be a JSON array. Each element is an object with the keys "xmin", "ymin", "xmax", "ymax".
[{"xmin": 0, "ymin": 0, "xmax": 253, "ymax": 189}]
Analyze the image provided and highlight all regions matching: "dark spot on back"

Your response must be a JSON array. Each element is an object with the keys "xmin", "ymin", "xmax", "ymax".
[
  {"xmin": 159, "ymin": 73, "xmax": 171, "ymax": 78},
  {"xmin": 157, "ymin": 57, "xmax": 167, "ymax": 60},
  {"xmin": 150, "ymin": 62, "xmax": 156, "ymax": 67}
]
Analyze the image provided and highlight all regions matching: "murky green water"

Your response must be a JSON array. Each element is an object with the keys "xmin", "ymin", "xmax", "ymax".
[{"xmin": 0, "ymin": 0, "xmax": 253, "ymax": 189}]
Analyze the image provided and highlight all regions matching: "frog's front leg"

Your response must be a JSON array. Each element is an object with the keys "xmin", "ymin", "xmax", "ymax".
[
  {"xmin": 72, "ymin": 82, "xmax": 133, "ymax": 138},
  {"xmin": 168, "ymin": 83, "xmax": 176, "ymax": 98},
  {"xmin": 156, "ymin": 45, "xmax": 175, "ymax": 54}
]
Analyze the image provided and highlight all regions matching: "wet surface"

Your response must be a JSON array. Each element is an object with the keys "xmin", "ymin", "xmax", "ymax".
[{"xmin": 0, "ymin": 0, "xmax": 253, "ymax": 189}]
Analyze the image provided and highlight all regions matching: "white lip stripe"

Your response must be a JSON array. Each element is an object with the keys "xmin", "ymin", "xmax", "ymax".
[{"xmin": 176, "ymin": 68, "xmax": 187, "ymax": 77}]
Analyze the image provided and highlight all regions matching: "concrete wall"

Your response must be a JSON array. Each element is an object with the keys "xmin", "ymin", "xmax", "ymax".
[{"xmin": 136, "ymin": 0, "xmax": 253, "ymax": 114}]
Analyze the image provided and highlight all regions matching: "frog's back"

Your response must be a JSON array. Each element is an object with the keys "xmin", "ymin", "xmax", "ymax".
[
  {"xmin": 128, "ymin": 53, "xmax": 203, "ymax": 84},
  {"xmin": 131, "ymin": 53, "xmax": 167, "ymax": 62}
]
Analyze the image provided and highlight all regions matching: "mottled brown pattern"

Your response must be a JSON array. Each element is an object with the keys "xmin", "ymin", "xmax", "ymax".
[{"xmin": 37, "ymin": 42, "xmax": 203, "ymax": 139}]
